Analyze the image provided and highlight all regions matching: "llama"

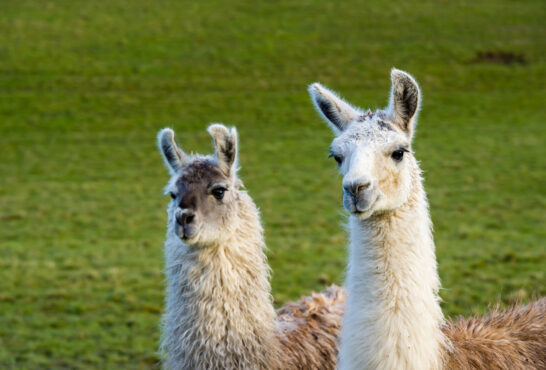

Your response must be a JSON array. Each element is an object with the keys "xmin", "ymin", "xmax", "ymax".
[
  {"xmin": 157, "ymin": 123, "xmax": 346, "ymax": 369},
  {"xmin": 309, "ymin": 69, "xmax": 546, "ymax": 369}
]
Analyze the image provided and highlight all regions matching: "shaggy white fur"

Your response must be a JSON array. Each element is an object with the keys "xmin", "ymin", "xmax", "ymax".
[
  {"xmin": 341, "ymin": 176, "xmax": 447, "ymax": 369},
  {"xmin": 309, "ymin": 70, "xmax": 450, "ymax": 369},
  {"xmin": 158, "ymin": 125, "xmax": 279, "ymax": 369},
  {"xmin": 309, "ymin": 69, "xmax": 545, "ymax": 369},
  {"xmin": 157, "ymin": 124, "xmax": 346, "ymax": 369},
  {"xmin": 161, "ymin": 191, "xmax": 279, "ymax": 369}
]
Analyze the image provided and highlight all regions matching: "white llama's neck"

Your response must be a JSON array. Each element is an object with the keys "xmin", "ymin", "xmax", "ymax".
[
  {"xmin": 340, "ymin": 172, "xmax": 447, "ymax": 370},
  {"xmin": 161, "ymin": 192, "xmax": 280, "ymax": 370}
]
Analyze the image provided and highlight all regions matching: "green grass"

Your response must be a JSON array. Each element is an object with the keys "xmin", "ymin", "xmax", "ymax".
[{"xmin": 1, "ymin": 0, "xmax": 545, "ymax": 367}]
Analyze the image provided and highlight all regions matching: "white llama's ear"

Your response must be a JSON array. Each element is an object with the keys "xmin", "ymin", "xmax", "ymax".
[
  {"xmin": 157, "ymin": 128, "xmax": 188, "ymax": 174},
  {"xmin": 207, "ymin": 123, "xmax": 238, "ymax": 178},
  {"xmin": 388, "ymin": 68, "xmax": 421, "ymax": 139},
  {"xmin": 308, "ymin": 82, "xmax": 361, "ymax": 134}
]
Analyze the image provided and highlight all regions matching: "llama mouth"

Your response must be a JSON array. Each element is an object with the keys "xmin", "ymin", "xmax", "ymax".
[
  {"xmin": 177, "ymin": 225, "xmax": 202, "ymax": 242},
  {"xmin": 182, "ymin": 230, "xmax": 200, "ymax": 241},
  {"xmin": 352, "ymin": 208, "xmax": 375, "ymax": 219},
  {"xmin": 344, "ymin": 189, "xmax": 379, "ymax": 213},
  {"xmin": 350, "ymin": 196, "xmax": 378, "ymax": 219}
]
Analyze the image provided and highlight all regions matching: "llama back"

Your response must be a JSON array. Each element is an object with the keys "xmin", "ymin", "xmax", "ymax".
[
  {"xmin": 443, "ymin": 298, "xmax": 546, "ymax": 369},
  {"xmin": 275, "ymin": 285, "xmax": 346, "ymax": 369}
]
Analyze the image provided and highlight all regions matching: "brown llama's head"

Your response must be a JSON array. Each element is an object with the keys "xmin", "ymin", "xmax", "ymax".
[
  {"xmin": 309, "ymin": 69, "xmax": 422, "ymax": 219},
  {"xmin": 158, "ymin": 124, "xmax": 242, "ymax": 246}
]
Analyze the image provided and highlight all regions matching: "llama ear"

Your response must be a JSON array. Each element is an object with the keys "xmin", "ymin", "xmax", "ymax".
[
  {"xmin": 388, "ymin": 68, "xmax": 421, "ymax": 139},
  {"xmin": 157, "ymin": 128, "xmax": 188, "ymax": 174},
  {"xmin": 308, "ymin": 83, "xmax": 361, "ymax": 134},
  {"xmin": 207, "ymin": 123, "xmax": 238, "ymax": 178}
]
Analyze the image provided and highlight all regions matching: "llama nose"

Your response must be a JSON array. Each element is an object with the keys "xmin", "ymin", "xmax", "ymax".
[
  {"xmin": 343, "ymin": 181, "xmax": 371, "ymax": 197},
  {"xmin": 176, "ymin": 210, "xmax": 196, "ymax": 226}
]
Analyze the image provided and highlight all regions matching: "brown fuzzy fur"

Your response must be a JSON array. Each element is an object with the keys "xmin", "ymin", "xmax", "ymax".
[
  {"xmin": 276, "ymin": 285, "xmax": 347, "ymax": 369},
  {"xmin": 443, "ymin": 298, "xmax": 546, "ymax": 369}
]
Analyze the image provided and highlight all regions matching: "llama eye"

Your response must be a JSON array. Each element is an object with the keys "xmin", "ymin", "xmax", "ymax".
[
  {"xmin": 211, "ymin": 187, "xmax": 227, "ymax": 200},
  {"xmin": 329, "ymin": 153, "xmax": 343, "ymax": 166},
  {"xmin": 169, "ymin": 192, "xmax": 176, "ymax": 200},
  {"xmin": 391, "ymin": 149, "xmax": 408, "ymax": 162}
]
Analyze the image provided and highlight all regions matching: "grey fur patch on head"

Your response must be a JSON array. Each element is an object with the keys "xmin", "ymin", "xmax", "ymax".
[
  {"xmin": 177, "ymin": 159, "xmax": 224, "ymax": 187},
  {"xmin": 357, "ymin": 111, "xmax": 374, "ymax": 122},
  {"xmin": 376, "ymin": 120, "xmax": 395, "ymax": 131},
  {"xmin": 355, "ymin": 112, "xmax": 395, "ymax": 132},
  {"xmin": 342, "ymin": 120, "xmax": 399, "ymax": 145},
  {"xmin": 208, "ymin": 124, "xmax": 238, "ymax": 177},
  {"xmin": 175, "ymin": 159, "xmax": 229, "ymax": 229}
]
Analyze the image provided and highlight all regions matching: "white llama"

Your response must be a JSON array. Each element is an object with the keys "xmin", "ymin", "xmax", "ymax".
[
  {"xmin": 309, "ymin": 69, "xmax": 545, "ymax": 369},
  {"xmin": 157, "ymin": 123, "xmax": 346, "ymax": 370}
]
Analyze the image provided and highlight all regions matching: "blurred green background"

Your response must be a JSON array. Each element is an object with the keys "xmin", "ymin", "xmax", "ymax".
[{"xmin": 1, "ymin": 0, "xmax": 544, "ymax": 367}]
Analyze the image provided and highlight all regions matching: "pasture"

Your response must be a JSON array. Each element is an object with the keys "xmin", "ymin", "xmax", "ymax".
[{"xmin": 1, "ymin": 0, "xmax": 544, "ymax": 367}]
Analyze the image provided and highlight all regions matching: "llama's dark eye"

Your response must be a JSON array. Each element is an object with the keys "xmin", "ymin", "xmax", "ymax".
[
  {"xmin": 169, "ymin": 192, "xmax": 176, "ymax": 200},
  {"xmin": 211, "ymin": 187, "xmax": 227, "ymax": 200},
  {"xmin": 329, "ymin": 153, "xmax": 343, "ymax": 166},
  {"xmin": 391, "ymin": 148, "xmax": 408, "ymax": 162}
]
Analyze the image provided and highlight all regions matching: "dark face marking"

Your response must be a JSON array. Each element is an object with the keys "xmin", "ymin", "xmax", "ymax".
[
  {"xmin": 178, "ymin": 160, "xmax": 224, "ymax": 183},
  {"xmin": 176, "ymin": 160, "xmax": 229, "ymax": 212},
  {"xmin": 172, "ymin": 159, "xmax": 236, "ymax": 242},
  {"xmin": 347, "ymin": 131, "xmax": 367, "ymax": 141},
  {"xmin": 357, "ymin": 111, "xmax": 374, "ymax": 122},
  {"xmin": 161, "ymin": 125, "xmax": 242, "ymax": 244},
  {"xmin": 355, "ymin": 112, "xmax": 394, "ymax": 132},
  {"xmin": 374, "ymin": 110, "xmax": 387, "ymax": 119},
  {"xmin": 376, "ymin": 120, "xmax": 394, "ymax": 131}
]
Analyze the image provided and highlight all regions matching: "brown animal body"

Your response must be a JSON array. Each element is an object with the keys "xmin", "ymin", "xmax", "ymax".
[
  {"xmin": 276, "ymin": 286, "xmax": 347, "ymax": 369},
  {"xmin": 444, "ymin": 298, "xmax": 546, "ymax": 369}
]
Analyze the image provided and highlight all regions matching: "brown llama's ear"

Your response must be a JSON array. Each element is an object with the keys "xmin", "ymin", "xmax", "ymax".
[
  {"xmin": 308, "ymin": 83, "xmax": 362, "ymax": 134},
  {"xmin": 207, "ymin": 123, "xmax": 238, "ymax": 178},
  {"xmin": 157, "ymin": 128, "xmax": 188, "ymax": 174},
  {"xmin": 388, "ymin": 68, "xmax": 421, "ymax": 139}
]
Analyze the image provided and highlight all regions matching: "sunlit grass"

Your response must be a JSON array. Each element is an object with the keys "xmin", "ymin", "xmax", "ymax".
[{"xmin": 0, "ymin": 0, "xmax": 544, "ymax": 367}]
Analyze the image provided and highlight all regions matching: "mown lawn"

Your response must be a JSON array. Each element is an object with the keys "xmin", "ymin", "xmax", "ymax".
[{"xmin": 0, "ymin": 0, "xmax": 544, "ymax": 367}]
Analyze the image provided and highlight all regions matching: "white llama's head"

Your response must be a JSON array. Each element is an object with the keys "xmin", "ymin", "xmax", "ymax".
[
  {"xmin": 309, "ymin": 69, "xmax": 421, "ymax": 219},
  {"xmin": 157, "ymin": 124, "xmax": 242, "ymax": 246}
]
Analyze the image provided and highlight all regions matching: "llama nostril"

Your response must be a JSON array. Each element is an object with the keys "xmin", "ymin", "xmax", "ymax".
[
  {"xmin": 357, "ymin": 183, "xmax": 370, "ymax": 193},
  {"xmin": 176, "ymin": 210, "xmax": 195, "ymax": 226},
  {"xmin": 344, "ymin": 181, "xmax": 371, "ymax": 196}
]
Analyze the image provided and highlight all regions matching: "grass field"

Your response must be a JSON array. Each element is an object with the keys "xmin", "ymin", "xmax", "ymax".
[{"xmin": 1, "ymin": 0, "xmax": 545, "ymax": 367}]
